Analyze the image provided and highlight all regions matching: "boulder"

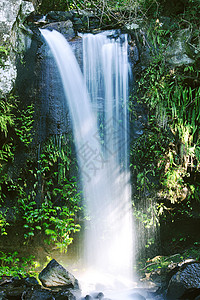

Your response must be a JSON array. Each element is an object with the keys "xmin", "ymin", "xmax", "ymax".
[
  {"xmin": 46, "ymin": 11, "xmax": 73, "ymax": 22},
  {"xmin": 23, "ymin": 287, "xmax": 55, "ymax": 300},
  {"xmin": 0, "ymin": 0, "xmax": 35, "ymax": 94},
  {"xmin": 55, "ymin": 289, "xmax": 77, "ymax": 300},
  {"xmin": 41, "ymin": 20, "xmax": 75, "ymax": 40},
  {"xmin": 166, "ymin": 262, "xmax": 200, "ymax": 300},
  {"xmin": 39, "ymin": 259, "xmax": 79, "ymax": 289},
  {"xmin": 0, "ymin": 276, "xmax": 40, "ymax": 299},
  {"xmin": 166, "ymin": 28, "xmax": 195, "ymax": 66},
  {"xmin": 0, "ymin": 262, "xmax": 80, "ymax": 299}
]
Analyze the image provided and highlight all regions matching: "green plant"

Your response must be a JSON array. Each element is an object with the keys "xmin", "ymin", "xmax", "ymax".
[
  {"xmin": 19, "ymin": 182, "xmax": 81, "ymax": 253},
  {"xmin": 0, "ymin": 96, "xmax": 82, "ymax": 252},
  {"xmin": 133, "ymin": 201, "xmax": 159, "ymax": 229},
  {"xmin": 0, "ymin": 210, "xmax": 9, "ymax": 235},
  {"xmin": 0, "ymin": 46, "xmax": 9, "ymax": 67},
  {"xmin": 15, "ymin": 104, "xmax": 34, "ymax": 146},
  {"xmin": 0, "ymin": 251, "xmax": 37, "ymax": 277},
  {"xmin": 0, "ymin": 95, "xmax": 15, "ymax": 138},
  {"xmin": 15, "ymin": 134, "xmax": 82, "ymax": 252}
]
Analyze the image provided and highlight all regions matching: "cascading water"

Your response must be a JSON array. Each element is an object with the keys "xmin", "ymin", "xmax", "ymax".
[
  {"xmin": 80, "ymin": 31, "xmax": 134, "ymax": 282},
  {"xmin": 40, "ymin": 28, "xmax": 135, "ymax": 297}
]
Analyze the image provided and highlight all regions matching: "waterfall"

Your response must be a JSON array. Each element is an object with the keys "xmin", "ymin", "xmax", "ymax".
[{"xmin": 40, "ymin": 28, "xmax": 134, "ymax": 292}]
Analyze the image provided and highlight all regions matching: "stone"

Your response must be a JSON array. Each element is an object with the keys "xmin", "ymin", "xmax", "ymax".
[
  {"xmin": 0, "ymin": 58, "xmax": 17, "ymax": 94},
  {"xmin": 24, "ymin": 276, "xmax": 40, "ymax": 286},
  {"xmin": 84, "ymin": 296, "xmax": 93, "ymax": 300},
  {"xmin": 166, "ymin": 262, "xmax": 200, "ymax": 300},
  {"xmin": 41, "ymin": 20, "xmax": 75, "ymax": 41},
  {"xmin": 0, "ymin": 0, "xmax": 35, "ymax": 94},
  {"xmin": 23, "ymin": 287, "xmax": 55, "ymax": 300},
  {"xmin": 20, "ymin": 1, "xmax": 35, "ymax": 23},
  {"xmin": 39, "ymin": 259, "xmax": 78, "ymax": 289},
  {"xmin": 0, "ymin": 273, "xmax": 80, "ymax": 300},
  {"xmin": 166, "ymin": 28, "xmax": 195, "ymax": 66},
  {"xmin": 0, "ymin": 276, "xmax": 26, "ymax": 298},
  {"xmin": 46, "ymin": 11, "xmax": 73, "ymax": 22},
  {"xmin": 92, "ymin": 292, "xmax": 104, "ymax": 299},
  {"xmin": 55, "ymin": 289, "xmax": 76, "ymax": 300}
]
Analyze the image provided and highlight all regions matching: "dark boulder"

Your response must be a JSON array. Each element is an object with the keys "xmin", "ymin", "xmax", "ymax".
[
  {"xmin": 166, "ymin": 262, "xmax": 200, "ymax": 300},
  {"xmin": 55, "ymin": 289, "xmax": 76, "ymax": 300},
  {"xmin": 0, "ymin": 260, "xmax": 81, "ymax": 299},
  {"xmin": 46, "ymin": 11, "xmax": 73, "ymax": 22},
  {"xmin": 23, "ymin": 287, "xmax": 55, "ymax": 300},
  {"xmin": 41, "ymin": 20, "xmax": 75, "ymax": 40},
  {"xmin": 0, "ymin": 276, "xmax": 40, "ymax": 299}
]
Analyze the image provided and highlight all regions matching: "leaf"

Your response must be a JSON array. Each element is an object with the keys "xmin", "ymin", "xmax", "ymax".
[{"xmin": 36, "ymin": 226, "xmax": 42, "ymax": 230}]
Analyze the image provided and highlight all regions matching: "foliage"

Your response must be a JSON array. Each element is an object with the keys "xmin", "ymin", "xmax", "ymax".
[
  {"xmin": 133, "ymin": 201, "xmax": 159, "ymax": 230},
  {"xmin": 137, "ymin": 53, "xmax": 200, "ymax": 204},
  {"xmin": 138, "ymin": 244, "xmax": 200, "ymax": 278},
  {"xmin": 0, "ymin": 46, "xmax": 9, "ymax": 68},
  {"xmin": 38, "ymin": 0, "xmax": 163, "ymax": 26},
  {"xmin": 0, "ymin": 92, "xmax": 81, "ymax": 254},
  {"xmin": 0, "ymin": 95, "xmax": 15, "ymax": 139},
  {"xmin": 15, "ymin": 104, "xmax": 34, "ymax": 146},
  {"xmin": 18, "ymin": 140, "xmax": 82, "ymax": 252},
  {"xmin": 0, "ymin": 251, "xmax": 37, "ymax": 278},
  {"xmin": 37, "ymin": 0, "xmax": 200, "ymax": 30},
  {"xmin": 129, "ymin": 2, "xmax": 200, "ymax": 260},
  {"xmin": 130, "ymin": 118, "xmax": 171, "ymax": 194},
  {"xmin": 38, "ymin": 0, "xmax": 75, "ymax": 13},
  {"xmin": 20, "ymin": 198, "xmax": 81, "ymax": 252}
]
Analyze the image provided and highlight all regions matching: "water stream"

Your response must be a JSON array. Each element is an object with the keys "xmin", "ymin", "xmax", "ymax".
[{"xmin": 40, "ymin": 28, "xmax": 135, "ymax": 298}]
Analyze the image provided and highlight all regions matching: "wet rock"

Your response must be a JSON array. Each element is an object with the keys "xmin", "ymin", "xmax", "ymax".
[
  {"xmin": 0, "ymin": 262, "xmax": 80, "ymax": 299},
  {"xmin": 23, "ymin": 287, "xmax": 55, "ymax": 300},
  {"xmin": 46, "ymin": 11, "xmax": 73, "ymax": 22},
  {"xmin": 55, "ymin": 289, "xmax": 76, "ymax": 300},
  {"xmin": 166, "ymin": 262, "xmax": 200, "ymax": 300},
  {"xmin": 91, "ymin": 292, "xmax": 104, "ymax": 299},
  {"xmin": 24, "ymin": 276, "xmax": 40, "ymax": 286},
  {"xmin": 41, "ymin": 20, "xmax": 75, "ymax": 40},
  {"xmin": 84, "ymin": 295, "xmax": 93, "ymax": 300},
  {"xmin": 39, "ymin": 259, "xmax": 78, "ymax": 289},
  {"xmin": 0, "ymin": 276, "xmax": 40, "ymax": 299}
]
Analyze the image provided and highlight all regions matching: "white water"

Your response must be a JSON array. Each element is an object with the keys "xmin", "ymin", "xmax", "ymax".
[{"xmin": 40, "ymin": 29, "xmax": 135, "ymax": 297}]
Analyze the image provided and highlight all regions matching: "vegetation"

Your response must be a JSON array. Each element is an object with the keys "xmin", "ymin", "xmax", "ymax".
[
  {"xmin": 0, "ymin": 91, "xmax": 81, "ymax": 272},
  {"xmin": 0, "ymin": 46, "xmax": 9, "ymax": 68},
  {"xmin": 0, "ymin": 251, "xmax": 38, "ymax": 277},
  {"xmin": 129, "ymin": 0, "xmax": 200, "ymax": 259},
  {"xmin": 138, "ymin": 243, "xmax": 200, "ymax": 280},
  {"xmin": 1, "ymin": 0, "xmax": 200, "ymax": 276}
]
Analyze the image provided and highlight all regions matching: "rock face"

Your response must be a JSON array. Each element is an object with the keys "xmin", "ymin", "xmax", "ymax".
[
  {"xmin": 166, "ymin": 262, "xmax": 200, "ymax": 300},
  {"xmin": 166, "ymin": 28, "xmax": 195, "ymax": 66},
  {"xmin": 0, "ymin": 0, "xmax": 35, "ymax": 94},
  {"xmin": 39, "ymin": 259, "xmax": 79, "ymax": 289},
  {"xmin": 42, "ymin": 19, "xmax": 75, "ymax": 40},
  {"xmin": 29, "ymin": 20, "xmax": 77, "ymax": 140}
]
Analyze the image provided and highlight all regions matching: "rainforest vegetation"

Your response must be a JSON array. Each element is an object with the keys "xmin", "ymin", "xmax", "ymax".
[{"xmin": 0, "ymin": 0, "xmax": 200, "ymax": 276}]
